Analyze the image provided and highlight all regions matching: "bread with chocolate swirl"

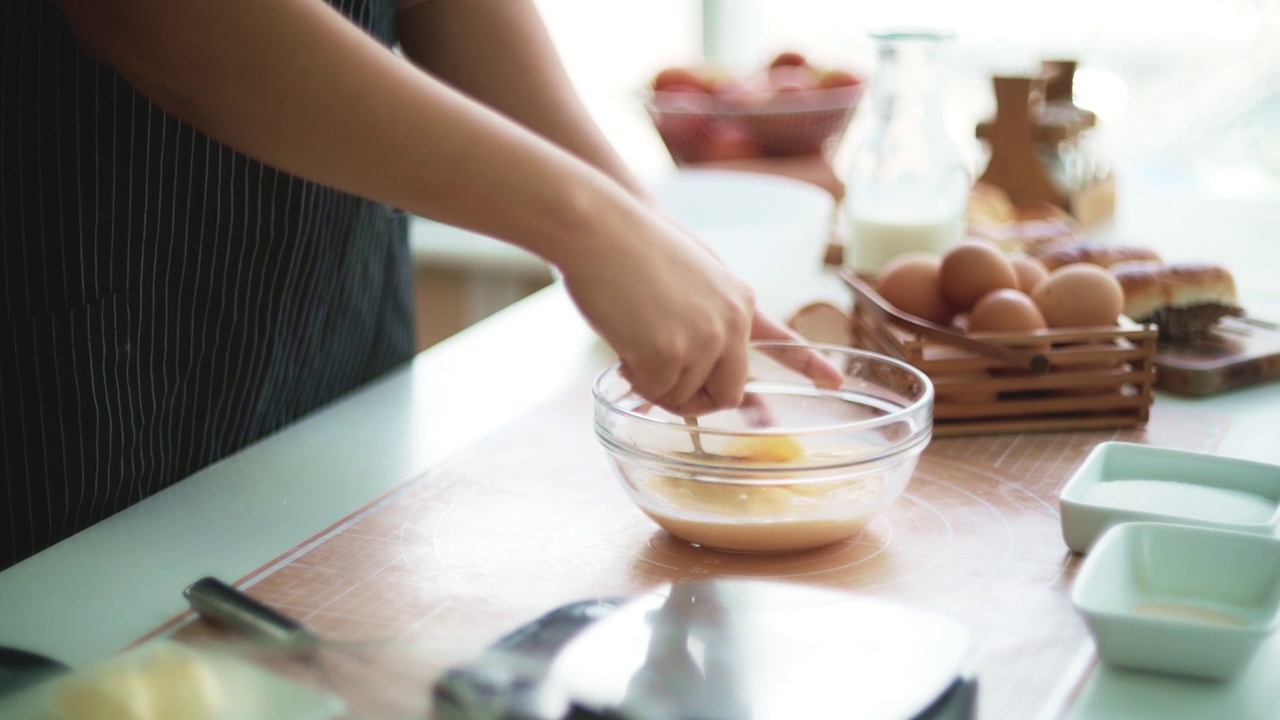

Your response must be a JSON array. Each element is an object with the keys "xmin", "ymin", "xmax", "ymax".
[{"xmin": 1111, "ymin": 262, "xmax": 1243, "ymax": 343}]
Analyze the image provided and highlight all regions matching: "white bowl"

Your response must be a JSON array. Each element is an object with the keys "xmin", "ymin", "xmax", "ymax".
[
  {"xmin": 1072, "ymin": 521, "xmax": 1280, "ymax": 681},
  {"xmin": 1058, "ymin": 442, "xmax": 1280, "ymax": 554},
  {"xmin": 648, "ymin": 169, "xmax": 836, "ymax": 319}
]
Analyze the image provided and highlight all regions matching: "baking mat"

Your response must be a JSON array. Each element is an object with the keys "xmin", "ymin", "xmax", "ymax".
[{"xmin": 164, "ymin": 390, "xmax": 1229, "ymax": 720}]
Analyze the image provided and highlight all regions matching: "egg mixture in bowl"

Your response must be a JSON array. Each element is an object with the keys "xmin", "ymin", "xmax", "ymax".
[{"xmin": 593, "ymin": 342, "xmax": 934, "ymax": 553}]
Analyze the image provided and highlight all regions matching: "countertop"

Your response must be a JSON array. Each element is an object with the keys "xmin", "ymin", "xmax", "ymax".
[{"xmin": 2, "ymin": 166, "xmax": 1280, "ymax": 719}]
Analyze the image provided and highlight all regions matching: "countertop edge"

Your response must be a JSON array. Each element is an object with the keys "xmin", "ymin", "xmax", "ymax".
[{"xmin": 0, "ymin": 284, "xmax": 606, "ymax": 667}]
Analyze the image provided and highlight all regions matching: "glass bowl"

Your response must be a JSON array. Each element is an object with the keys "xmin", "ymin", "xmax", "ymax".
[
  {"xmin": 592, "ymin": 342, "xmax": 933, "ymax": 553},
  {"xmin": 644, "ymin": 84, "xmax": 865, "ymax": 164}
]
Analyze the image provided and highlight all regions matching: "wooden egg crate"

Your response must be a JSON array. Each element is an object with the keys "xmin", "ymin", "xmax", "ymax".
[{"xmin": 840, "ymin": 270, "xmax": 1158, "ymax": 437}]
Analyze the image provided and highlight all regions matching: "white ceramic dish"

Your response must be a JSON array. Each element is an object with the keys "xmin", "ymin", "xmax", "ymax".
[
  {"xmin": 649, "ymin": 169, "xmax": 836, "ymax": 319},
  {"xmin": 1059, "ymin": 442, "xmax": 1280, "ymax": 555},
  {"xmin": 1072, "ymin": 521, "xmax": 1280, "ymax": 681}
]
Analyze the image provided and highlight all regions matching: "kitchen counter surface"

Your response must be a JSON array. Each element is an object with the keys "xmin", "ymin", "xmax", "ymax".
[{"xmin": 2, "ymin": 167, "xmax": 1279, "ymax": 719}]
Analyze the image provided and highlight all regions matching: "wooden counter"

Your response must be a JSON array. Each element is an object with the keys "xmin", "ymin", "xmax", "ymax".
[
  {"xmin": 159, "ymin": 380, "xmax": 1231, "ymax": 719},
  {"xmin": 3, "ymin": 167, "xmax": 1280, "ymax": 719}
]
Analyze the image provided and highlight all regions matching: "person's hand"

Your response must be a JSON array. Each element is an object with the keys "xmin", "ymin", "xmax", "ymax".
[
  {"xmin": 748, "ymin": 313, "xmax": 847, "ymax": 390},
  {"xmin": 559, "ymin": 210, "xmax": 753, "ymax": 416},
  {"xmin": 558, "ymin": 207, "xmax": 843, "ymax": 417},
  {"xmin": 658, "ymin": 210, "xmax": 847, "ymax": 397}
]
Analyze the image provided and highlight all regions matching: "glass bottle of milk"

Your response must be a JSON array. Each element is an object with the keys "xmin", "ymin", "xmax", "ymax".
[{"xmin": 838, "ymin": 30, "xmax": 972, "ymax": 276}]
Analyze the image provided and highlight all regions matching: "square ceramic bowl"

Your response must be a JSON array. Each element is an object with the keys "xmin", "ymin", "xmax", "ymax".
[
  {"xmin": 1059, "ymin": 442, "xmax": 1280, "ymax": 554},
  {"xmin": 1072, "ymin": 521, "xmax": 1280, "ymax": 681}
]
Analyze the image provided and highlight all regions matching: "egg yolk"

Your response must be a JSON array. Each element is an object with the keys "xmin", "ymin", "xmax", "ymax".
[{"xmin": 722, "ymin": 435, "xmax": 806, "ymax": 463}]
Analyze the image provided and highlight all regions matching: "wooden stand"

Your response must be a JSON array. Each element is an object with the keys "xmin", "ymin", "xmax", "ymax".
[
  {"xmin": 842, "ymin": 270, "xmax": 1157, "ymax": 437},
  {"xmin": 976, "ymin": 62, "xmax": 1115, "ymax": 229}
]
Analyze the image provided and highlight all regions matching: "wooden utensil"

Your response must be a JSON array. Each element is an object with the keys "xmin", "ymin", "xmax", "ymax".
[{"xmin": 676, "ymin": 416, "xmax": 742, "ymax": 463}]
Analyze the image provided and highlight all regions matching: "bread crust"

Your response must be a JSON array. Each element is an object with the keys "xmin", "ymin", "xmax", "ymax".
[
  {"xmin": 967, "ymin": 182, "xmax": 1016, "ymax": 225},
  {"xmin": 1030, "ymin": 241, "xmax": 1162, "ymax": 271},
  {"xmin": 1111, "ymin": 262, "xmax": 1242, "ymax": 342},
  {"xmin": 1112, "ymin": 262, "xmax": 1239, "ymax": 321}
]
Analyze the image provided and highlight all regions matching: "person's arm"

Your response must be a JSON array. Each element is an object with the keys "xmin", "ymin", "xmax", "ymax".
[
  {"xmin": 392, "ymin": 0, "xmax": 844, "ymax": 392},
  {"xmin": 59, "ymin": 0, "xmax": 764, "ymax": 414},
  {"xmin": 62, "ymin": 0, "xmax": 618, "ymax": 267},
  {"xmin": 59, "ymin": 0, "xmax": 840, "ymax": 414},
  {"xmin": 395, "ymin": 0, "xmax": 649, "ymax": 200}
]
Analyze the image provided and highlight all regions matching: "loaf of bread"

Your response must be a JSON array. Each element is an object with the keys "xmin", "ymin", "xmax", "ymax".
[
  {"xmin": 966, "ymin": 182, "xmax": 1016, "ymax": 225},
  {"xmin": 968, "ymin": 214, "xmax": 1082, "ymax": 254},
  {"xmin": 1002, "ymin": 218, "xmax": 1083, "ymax": 254},
  {"xmin": 1111, "ymin": 262, "xmax": 1243, "ymax": 342},
  {"xmin": 1030, "ymin": 241, "xmax": 1162, "ymax": 271},
  {"xmin": 965, "ymin": 184, "xmax": 1084, "ymax": 254}
]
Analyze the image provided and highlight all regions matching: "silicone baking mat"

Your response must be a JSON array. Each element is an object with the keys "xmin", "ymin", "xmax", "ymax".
[{"xmin": 166, "ymin": 390, "xmax": 1228, "ymax": 719}]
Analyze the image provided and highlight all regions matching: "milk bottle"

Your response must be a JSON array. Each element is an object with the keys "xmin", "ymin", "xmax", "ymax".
[{"xmin": 839, "ymin": 29, "xmax": 971, "ymax": 276}]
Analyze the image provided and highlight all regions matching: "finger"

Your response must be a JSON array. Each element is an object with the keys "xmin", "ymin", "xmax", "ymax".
[
  {"xmin": 632, "ymin": 400, "xmax": 657, "ymax": 415},
  {"xmin": 692, "ymin": 343, "xmax": 749, "ymax": 414},
  {"xmin": 751, "ymin": 315, "xmax": 846, "ymax": 390},
  {"xmin": 654, "ymin": 349, "xmax": 722, "ymax": 414},
  {"xmin": 738, "ymin": 390, "xmax": 775, "ymax": 427},
  {"xmin": 669, "ymin": 387, "xmax": 773, "ymax": 424},
  {"xmin": 630, "ymin": 389, "xmax": 757, "ymax": 423},
  {"xmin": 618, "ymin": 353, "xmax": 683, "ymax": 406},
  {"xmin": 617, "ymin": 363, "xmax": 660, "ymax": 405},
  {"xmin": 668, "ymin": 386, "xmax": 722, "ymax": 418}
]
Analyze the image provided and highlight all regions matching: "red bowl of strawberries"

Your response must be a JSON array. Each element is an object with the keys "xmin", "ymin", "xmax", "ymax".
[{"xmin": 645, "ymin": 51, "xmax": 866, "ymax": 165}]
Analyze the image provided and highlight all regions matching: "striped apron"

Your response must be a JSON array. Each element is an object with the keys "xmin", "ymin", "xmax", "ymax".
[{"xmin": 1, "ymin": 0, "xmax": 415, "ymax": 569}]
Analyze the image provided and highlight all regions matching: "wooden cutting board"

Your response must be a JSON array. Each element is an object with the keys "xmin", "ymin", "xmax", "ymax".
[{"xmin": 1154, "ymin": 317, "xmax": 1280, "ymax": 396}]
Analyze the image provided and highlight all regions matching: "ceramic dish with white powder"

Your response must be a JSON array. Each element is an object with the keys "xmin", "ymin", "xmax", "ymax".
[{"xmin": 1059, "ymin": 442, "xmax": 1280, "ymax": 554}]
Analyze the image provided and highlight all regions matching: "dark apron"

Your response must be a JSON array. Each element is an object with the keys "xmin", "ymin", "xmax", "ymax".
[{"xmin": 0, "ymin": 0, "xmax": 415, "ymax": 569}]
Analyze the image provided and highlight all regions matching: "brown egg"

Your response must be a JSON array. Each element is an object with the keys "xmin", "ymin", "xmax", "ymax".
[
  {"xmin": 1032, "ymin": 263, "xmax": 1125, "ymax": 328},
  {"xmin": 1011, "ymin": 255, "xmax": 1050, "ymax": 294},
  {"xmin": 968, "ymin": 289, "xmax": 1048, "ymax": 333},
  {"xmin": 939, "ymin": 240, "xmax": 1019, "ymax": 312},
  {"xmin": 880, "ymin": 250, "xmax": 938, "ymax": 276},
  {"xmin": 875, "ymin": 252, "xmax": 956, "ymax": 325}
]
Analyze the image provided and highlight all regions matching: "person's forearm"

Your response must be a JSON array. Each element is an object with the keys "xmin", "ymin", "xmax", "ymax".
[
  {"xmin": 395, "ymin": 0, "xmax": 651, "ymax": 200},
  {"xmin": 59, "ymin": 0, "xmax": 645, "ymax": 273}
]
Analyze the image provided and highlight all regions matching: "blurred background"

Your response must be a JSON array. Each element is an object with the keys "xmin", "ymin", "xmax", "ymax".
[
  {"xmin": 533, "ymin": 0, "xmax": 1280, "ymax": 197},
  {"xmin": 411, "ymin": 0, "xmax": 1280, "ymax": 349}
]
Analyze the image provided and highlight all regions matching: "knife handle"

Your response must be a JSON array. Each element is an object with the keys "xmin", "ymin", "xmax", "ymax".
[{"xmin": 184, "ymin": 576, "xmax": 319, "ymax": 653}]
